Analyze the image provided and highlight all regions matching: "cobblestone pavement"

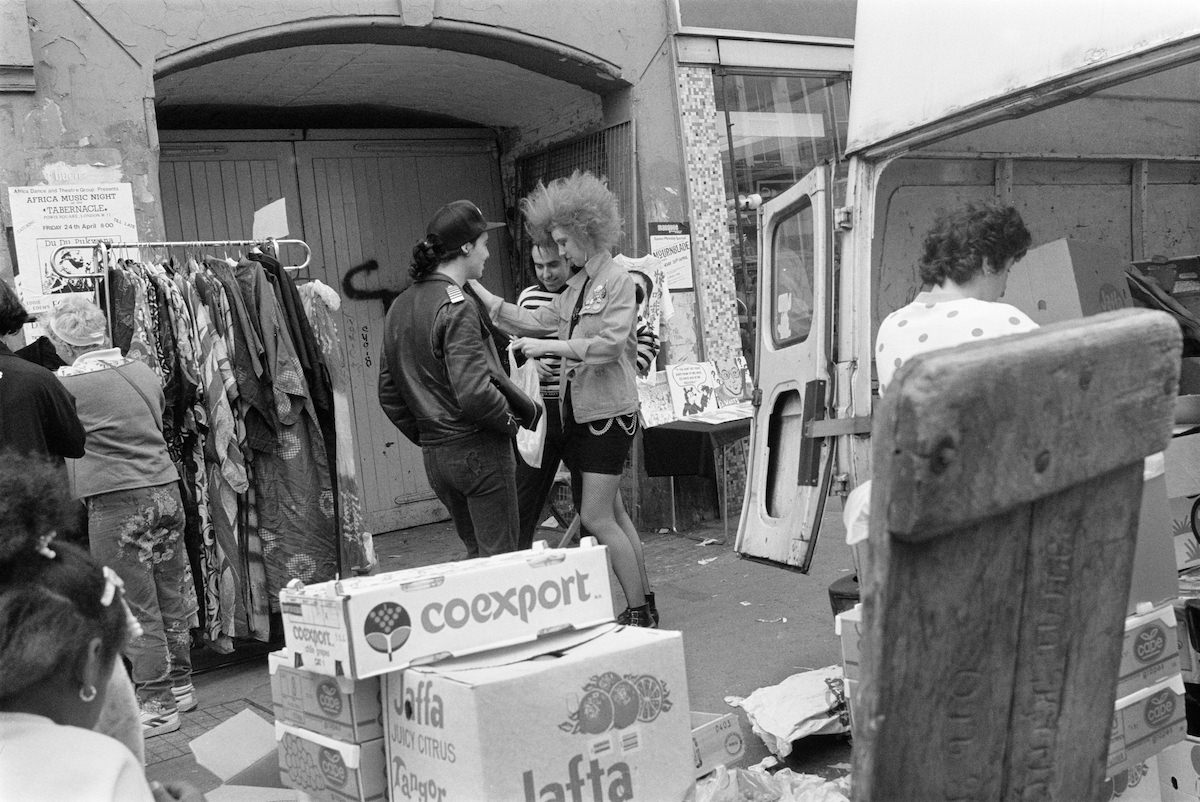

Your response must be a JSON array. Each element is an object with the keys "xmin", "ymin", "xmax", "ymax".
[{"xmin": 147, "ymin": 506, "xmax": 856, "ymax": 792}]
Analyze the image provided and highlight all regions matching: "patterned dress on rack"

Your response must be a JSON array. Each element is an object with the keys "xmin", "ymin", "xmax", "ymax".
[{"xmin": 298, "ymin": 280, "xmax": 376, "ymax": 574}]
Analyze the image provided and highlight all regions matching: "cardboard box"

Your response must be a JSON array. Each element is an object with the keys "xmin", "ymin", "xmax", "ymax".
[
  {"xmin": 1175, "ymin": 598, "xmax": 1200, "ymax": 684},
  {"xmin": 276, "ymin": 722, "xmax": 385, "ymax": 802},
  {"xmin": 269, "ymin": 650, "xmax": 383, "ymax": 743},
  {"xmin": 1119, "ymin": 604, "xmax": 1182, "ymax": 699},
  {"xmin": 384, "ymin": 623, "xmax": 694, "ymax": 802},
  {"xmin": 1002, "ymin": 238, "xmax": 1131, "ymax": 326},
  {"xmin": 1167, "ymin": 434, "xmax": 1200, "ymax": 506},
  {"xmin": 691, "ymin": 712, "xmax": 745, "ymax": 778},
  {"xmin": 1102, "ymin": 758, "xmax": 1163, "ymax": 801},
  {"xmin": 1109, "ymin": 676, "xmax": 1187, "ymax": 778},
  {"xmin": 190, "ymin": 708, "xmax": 283, "ymax": 790},
  {"xmin": 1170, "ymin": 494, "xmax": 1200, "ymax": 573},
  {"xmin": 835, "ymin": 603, "xmax": 862, "ymax": 682},
  {"xmin": 279, "ymin": 539, "xmax": 613, "ymax": 679},
  {"xmin": 1158, "ymin": 736, "xmax": 1200, "ymax": 801},
  {"xmin": 1132, "ymin": 461, "xmax": 1180, "ymax": 614}
]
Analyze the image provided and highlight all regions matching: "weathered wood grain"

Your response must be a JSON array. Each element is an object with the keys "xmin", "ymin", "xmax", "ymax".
[
  {"xmin": 882, "ymin": 309, "xmax": 1179, "ymax": 542},
  {"xmin": 851, "ymin": 309, "xmax": 1180, "ymax": 802}
]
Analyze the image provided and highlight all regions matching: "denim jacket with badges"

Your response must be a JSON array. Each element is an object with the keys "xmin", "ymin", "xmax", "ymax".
[{"xmin": 495, "ymin": 251, "xmax": 639, "ymax": 424}]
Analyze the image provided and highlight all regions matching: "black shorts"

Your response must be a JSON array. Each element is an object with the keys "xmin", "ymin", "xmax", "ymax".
[{"xmin": 562, "ymin": 391, "xmax": 638, "ymax": 475}]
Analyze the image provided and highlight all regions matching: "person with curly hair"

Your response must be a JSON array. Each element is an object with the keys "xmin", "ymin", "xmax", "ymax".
[
  {"xmin": 873, "ymin": 199, "xmax": 1037, "ymax": 393},
  {"xmin": 0, "ymin": 278, "xmax": 85, "ymax": 466},
  {"xmin": 469, "ymin": 171, "xmax": 658, "ymax": 627},
  {"xmin": 844, "ymin": 200, "xmax": 1039, "ymax": 563},
  {"xmin": 0, "ymin": 451, "xmax": 203, "ymax": 801},
  {"xmin": 45, "ymin": 296, "xmax": 197, "ymax": 739},
  {"xmin": 378, "ymin": 200, "xmax": 537, "ymax": 558}
]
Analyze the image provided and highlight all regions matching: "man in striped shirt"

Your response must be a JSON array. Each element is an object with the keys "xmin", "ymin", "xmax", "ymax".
[{"xmin": 514, "ymin": 241, "xmax": 573, "ymax": 548}]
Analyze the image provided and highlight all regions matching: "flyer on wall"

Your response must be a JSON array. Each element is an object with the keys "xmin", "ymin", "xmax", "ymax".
[
  {"xmin": 648, "ymin": 221, "xmax": 694, "ymax": 291},
  {"xmin": 6, "ymin": 183, "xmax": 137, "ymax": 333}
]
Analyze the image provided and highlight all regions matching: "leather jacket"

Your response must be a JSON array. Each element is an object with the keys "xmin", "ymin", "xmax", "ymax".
[{"xmin": 378, "ymin": 273, "xmax": 520, "ymax": 446}]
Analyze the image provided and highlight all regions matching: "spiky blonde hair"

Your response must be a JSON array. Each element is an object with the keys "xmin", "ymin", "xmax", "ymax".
[{"xmin": 520, "ymin": 171, "xmax": 623, "ymax": 255}]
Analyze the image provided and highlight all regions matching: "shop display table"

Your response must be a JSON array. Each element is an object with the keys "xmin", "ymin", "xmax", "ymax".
[{"xmin": 642, "ymin": 403, "xmax": 752, "ymax": 540}]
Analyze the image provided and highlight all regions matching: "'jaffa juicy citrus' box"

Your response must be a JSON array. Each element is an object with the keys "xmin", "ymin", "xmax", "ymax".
[
  {"xmin": 279, "ymin": 539, "xmax": 613, "ymax": 679},
  {"xmin": 383, "ymin": 623, "xmax": 694, "ymax": 802},
  {"xmin": 276, "ymin": 721, "xmax": 386, "ymax": 802},
  {"xmin": 269, "ymin": 650, "xmax": 383, "ymax": 743}
]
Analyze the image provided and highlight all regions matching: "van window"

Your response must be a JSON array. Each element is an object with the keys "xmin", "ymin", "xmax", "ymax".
[{"xmin": 770, "ymin": 204, "xmax": 814, "ymax": 347}]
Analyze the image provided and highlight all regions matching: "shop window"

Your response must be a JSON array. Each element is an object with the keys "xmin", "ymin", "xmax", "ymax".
[{"xmin": 716, "ymin": 72, "xmax": 849, "ymax": 360}]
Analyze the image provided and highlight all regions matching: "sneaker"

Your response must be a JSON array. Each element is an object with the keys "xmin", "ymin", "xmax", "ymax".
[
  {"xmin": 172, "ymin": 682, "xmax": 197, "ymax": 713},
  {"xmin": 140, "ymin": 702, "xmax": 181, "ymax": 738}
]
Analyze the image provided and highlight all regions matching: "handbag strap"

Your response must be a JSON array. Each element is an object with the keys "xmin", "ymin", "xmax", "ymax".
[
  {"xmin": 567, "ymin": 277, "xmax": 591, "ymax": 338},
  {"xmin": 112, "ymin": 363, "xmax": 160, "ymax": 423}
]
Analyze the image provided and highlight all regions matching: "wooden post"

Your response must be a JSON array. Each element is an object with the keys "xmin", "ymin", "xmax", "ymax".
[{"xmin": 851, "ymin": 309, "xmax": 1180, "ymax": 801}]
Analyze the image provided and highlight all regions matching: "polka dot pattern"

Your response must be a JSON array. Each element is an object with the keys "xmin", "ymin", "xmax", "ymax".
[{"xmin": 875, "ymin": 297, "xmax": 1038, "ymax": 394}]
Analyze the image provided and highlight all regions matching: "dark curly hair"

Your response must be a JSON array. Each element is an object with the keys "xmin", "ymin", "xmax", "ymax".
[
  {"xmin": 0, "ymin": 451, "xmax": 128, "ymax": 703},
  {"xmin": 0, "ymin": 279, "xmax": 31, "ymax": 336},
  {"xmin": 410, "ymin": 232, "xmax": 456, "ymax": 280},
  {"xmin": 919, "ymin": 200, "xmax": 1032, "ymax": 287}
]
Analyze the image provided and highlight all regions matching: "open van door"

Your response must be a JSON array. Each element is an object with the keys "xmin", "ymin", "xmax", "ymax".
[{"xmin": 735, "ymin": 164, "xmax": 835, "ymax": 571}]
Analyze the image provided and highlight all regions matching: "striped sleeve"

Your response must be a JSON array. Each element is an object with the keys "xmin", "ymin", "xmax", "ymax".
[
  {"xmin": 635, "ymin": 317, "xmax": 659, "ymax": 374},
  {"xmin": 518, "ymin": 285, "xmax": 564, "ymax": 398}
]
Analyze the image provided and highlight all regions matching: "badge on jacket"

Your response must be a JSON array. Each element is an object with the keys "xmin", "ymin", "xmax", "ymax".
[
  {"xmin": 446, "ymin": 285, "xmax": 465, "ymax": 304},
  {"xmin": 580, "ymin": 283, "xmax": 607, "ymax": 314}
]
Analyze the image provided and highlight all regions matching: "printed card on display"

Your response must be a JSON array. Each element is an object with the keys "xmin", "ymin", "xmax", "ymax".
[
  {"xmin": 713, "ymin": 355, "xmax": 752, "ymax": 407},
  {"xmin": 637, "ymin": 371, "xmax": 675, "ymax": 428},
  {"xmin": 666, "ymin": 362, "xmax": 721, "ymax": 419}
]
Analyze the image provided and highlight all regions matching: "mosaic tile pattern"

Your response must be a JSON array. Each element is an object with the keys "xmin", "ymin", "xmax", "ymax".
[{"xmin": 675, "ymin": 66, "xmax": 741, "ymax": 364}]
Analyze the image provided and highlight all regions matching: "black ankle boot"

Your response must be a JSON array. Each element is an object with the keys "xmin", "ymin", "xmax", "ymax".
[
  {"xmin": 647, "ymin": 592, "xmax": 659, "ymax": 627},
  {"xmin": 619, "ymin": 603, "xmax": 655, "ymax": 628}
]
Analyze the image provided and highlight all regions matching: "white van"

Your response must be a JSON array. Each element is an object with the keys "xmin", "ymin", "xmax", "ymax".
[{"xmin": 736, "ymin": 0, "xmax": 1200, "ymax": 569}]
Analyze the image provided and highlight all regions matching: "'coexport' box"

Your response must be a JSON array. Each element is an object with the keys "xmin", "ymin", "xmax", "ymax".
[{"xmin": 279, "ymin": 539, "xmax": 613, "ymax": 679}]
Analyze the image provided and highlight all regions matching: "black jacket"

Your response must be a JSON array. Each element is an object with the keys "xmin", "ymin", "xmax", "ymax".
[
  {"xmin": 378, "ymin": 274, "xmax": 520, "ymax": 446},
  {"xmin": 0, "ymin": 342, "xmax": 86, "ymax": 463}
]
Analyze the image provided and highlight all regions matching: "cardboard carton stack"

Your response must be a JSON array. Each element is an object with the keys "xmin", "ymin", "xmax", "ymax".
[{"xmin": 271, "ymin": 539, "xmax": 701, "ymax": 801}]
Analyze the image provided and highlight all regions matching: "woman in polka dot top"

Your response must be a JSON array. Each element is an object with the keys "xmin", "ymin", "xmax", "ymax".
[
  {"xmin": 874, "ymin": 200, "xmax": 1038, "ymax": 395},
  {"xmin": 845, "ymin": 200, "xmax": 1038, "ymax": 551}
]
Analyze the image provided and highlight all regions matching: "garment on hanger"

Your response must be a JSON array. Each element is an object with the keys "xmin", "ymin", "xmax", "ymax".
[
  {"xmin": 100, "ymin": 245, "xmax": 340, "ymax": 649},
  {"xmin": 298, "ymin": 280, "xmax": 376, "ymax": 574}
]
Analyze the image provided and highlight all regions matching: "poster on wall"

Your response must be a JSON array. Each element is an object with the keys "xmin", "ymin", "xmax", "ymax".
[
  {"xmin": 6, "ymin": 183, "xmax": 137, "ymax": 327},
  {"xmin": 648, "ymin": 222, "xmax": 694, "ymax": 291}
]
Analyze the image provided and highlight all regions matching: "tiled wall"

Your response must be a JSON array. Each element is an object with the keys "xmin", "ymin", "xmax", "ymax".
[
  {"xmin": 675, "ymin": 65, "xmax": 748, "ymax": 512},
  {"xmin": 675, "ymin": 65, "xmax": 741, "ymax": 364}
]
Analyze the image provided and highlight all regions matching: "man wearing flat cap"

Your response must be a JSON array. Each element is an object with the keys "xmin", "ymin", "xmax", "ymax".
[{"xmin": 378, "ymin": 200, "xmax": 537, "ymax": 558}]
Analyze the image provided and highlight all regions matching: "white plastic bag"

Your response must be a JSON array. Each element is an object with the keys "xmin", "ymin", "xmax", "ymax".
[
  {"xmin": 725, "ymin": 666, "xmax": 851, "ymax": 758},
  {"xmin": 511, "ymin": 345, "xmax": 547, "ymax": 468}
]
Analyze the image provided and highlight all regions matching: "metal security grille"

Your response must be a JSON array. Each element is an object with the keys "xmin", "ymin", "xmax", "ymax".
[{"xmin": 513, "ymin": 122, "xmax": 635, "ymax": 285}]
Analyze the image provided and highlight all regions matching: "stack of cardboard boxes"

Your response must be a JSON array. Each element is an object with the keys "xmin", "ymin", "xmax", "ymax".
[{"xmin": 266, "ymin": 539, "xmax": 703, "ymax": 801}]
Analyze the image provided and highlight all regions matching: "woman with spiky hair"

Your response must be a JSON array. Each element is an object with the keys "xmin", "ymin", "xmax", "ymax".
[{"xmin": 470, "ymin": 171, "xmax": 658, "ymax": 627}]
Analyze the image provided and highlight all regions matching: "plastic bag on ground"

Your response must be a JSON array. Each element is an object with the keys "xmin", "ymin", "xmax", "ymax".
[
  {"xmin": 725, "ymin": 666, "xmax": 850, "ymax": 758},
  {"xmin": 690, "ymin": 764, "xmax": 851, "ymax": 802}
]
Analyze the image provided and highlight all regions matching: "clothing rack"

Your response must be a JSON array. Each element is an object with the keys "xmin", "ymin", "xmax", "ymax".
[
  {"xmin": 47, "ymin": 237, "xmax": 312, "ymax": 280},
  {"xmin": 43, "ymin": 237, "xmax": 311, "ymax": 349}
]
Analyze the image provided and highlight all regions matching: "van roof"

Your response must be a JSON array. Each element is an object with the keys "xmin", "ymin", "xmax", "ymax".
[{"xmin": 846, "ymin": 0, "xmax": 1200, "ymax": 160}]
